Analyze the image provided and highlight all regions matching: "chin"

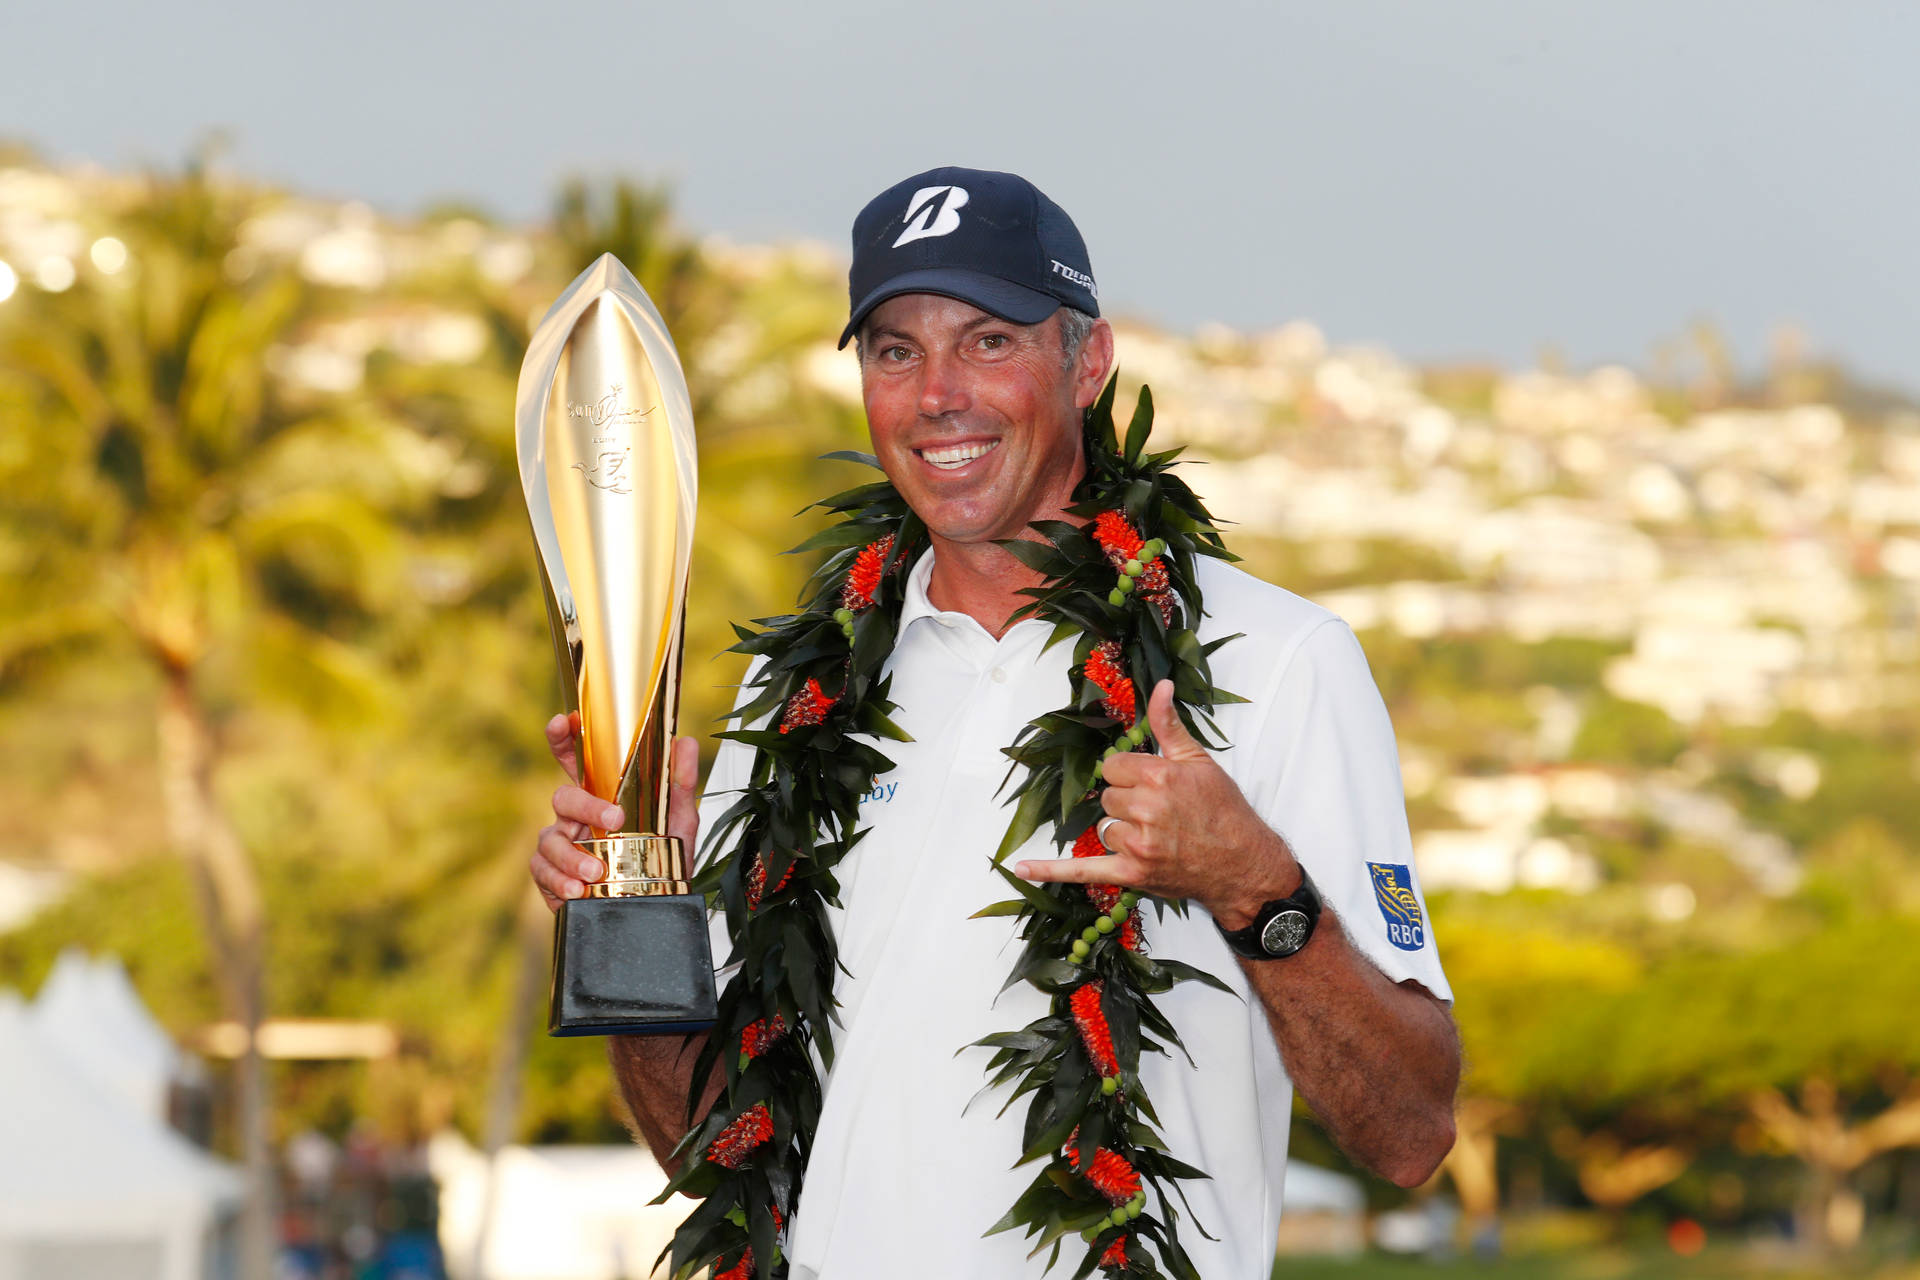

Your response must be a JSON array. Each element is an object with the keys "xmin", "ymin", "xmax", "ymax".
[
  {"xmin": 920, "ymin": 512, "xmax": 997, "ymax": 545},
  {"xmin": 918, "ymin": 501, "xmax": 1021, "ymax": 546}
]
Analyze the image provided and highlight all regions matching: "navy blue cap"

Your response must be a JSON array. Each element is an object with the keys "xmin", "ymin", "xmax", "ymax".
[{"xmin": 838, "ymin": 166, "xmax": 1098, "ymax": 349}]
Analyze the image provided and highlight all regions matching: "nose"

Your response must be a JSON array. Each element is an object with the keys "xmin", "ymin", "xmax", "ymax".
[{"xmin": 917, "ymin": 346, "xmax": 972, "ymax": 420}]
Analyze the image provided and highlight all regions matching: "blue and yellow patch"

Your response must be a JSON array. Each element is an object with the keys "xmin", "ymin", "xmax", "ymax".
[{"xmin": 1367, "ymin": 862, "xmax": 1426, "ymax": 952}]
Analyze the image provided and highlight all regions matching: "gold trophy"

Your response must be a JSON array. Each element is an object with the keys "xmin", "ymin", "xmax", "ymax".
[{"xmin": 515, "ymin": 253, "xmax": 717, "ymax": 1036}]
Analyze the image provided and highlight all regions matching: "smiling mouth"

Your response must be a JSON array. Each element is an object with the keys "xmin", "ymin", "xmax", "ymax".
[{"xmin": 917, "ymin": 440, "xmax": 999, "ymax": 471}]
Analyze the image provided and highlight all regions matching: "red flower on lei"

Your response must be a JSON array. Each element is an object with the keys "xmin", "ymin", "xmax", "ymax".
[
  {"xmin": 741, "ymin": 1013, "xmax": 787, "ymax": 1059},
  {"xmin": 1099, "ymin": 1234, "xmax": 1131, "ymax": 1269},
  {"xmin": 1093, "ymin": 510, "xmax": 1144, "ymax": 561},
  {"xmin": 1092, "ymin": 511, "xmax": 1174, "ymax": 623},
  {"xmin": 1084, "ymin": 1147, "xmax": 1144, "ymax": 1204},
  {"xmin": 840, "ymin": 533, "xmax": 894, "ymax": 612},
  {"xmin": 1065, "ymin": 1130, "xmax": 1145, "ymax": 1205},
  {"xmin": 778, "ymin": 678, "xmax": 835, "ymax": 733},
  {"xmin": 706, "ymin": 1103, "xmax": 774, "ymax": 1170},
  {"xmin": 1070, "ymin": 981, "xmax": 1120, "ymax": 1079},
  {"xmin": 714, "ymin": 1249, "xmax": 754, "ymax": 1280},
  {"xmin": 1083, "ymin": 641, "xmax": 1137, "ymax": 727},
  {"xmin": 745, "ymin": 853, "xmax": 794, "ymax": 910}
]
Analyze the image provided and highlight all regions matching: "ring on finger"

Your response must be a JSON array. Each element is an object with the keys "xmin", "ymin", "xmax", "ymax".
[{"xmin": 1096, "ymin": 815, "xmax": 1122, "ymax": 850}]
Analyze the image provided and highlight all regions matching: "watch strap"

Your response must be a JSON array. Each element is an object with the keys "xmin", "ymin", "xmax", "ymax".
[{"xmin": 1216, "ymin": 866, "xmax": 1322, "ymax": 959}]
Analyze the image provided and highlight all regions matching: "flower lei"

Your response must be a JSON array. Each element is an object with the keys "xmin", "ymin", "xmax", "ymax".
[{"xmin": 656, "ymin": 382, "xmax": 1241, "ymax": 1280}]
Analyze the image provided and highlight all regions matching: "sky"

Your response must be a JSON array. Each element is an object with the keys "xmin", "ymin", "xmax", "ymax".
[{"xmin": 6, "ymin": 1, "xmax": 1916, "ymax": 391}]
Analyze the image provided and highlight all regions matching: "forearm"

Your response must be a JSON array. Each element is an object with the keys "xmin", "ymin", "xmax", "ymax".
[
  {"xmin": 1236, "ymin": 906, "xmax": 1458, "ymax": 1185},
  {"xmin": 608, "ymin": 1033, "xmax": 725, "ymax": 1173}
]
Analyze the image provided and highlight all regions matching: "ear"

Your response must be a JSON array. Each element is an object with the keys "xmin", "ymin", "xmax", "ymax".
[{"xmin": 1073, "ymin": 318, "xmax": 1116, "ymax": 410}]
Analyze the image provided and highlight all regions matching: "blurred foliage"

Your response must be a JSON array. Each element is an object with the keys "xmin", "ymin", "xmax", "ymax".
[
  {"xmin": 1716, "ymin": 713, "xmax": 1920, "ymax": 856},
  {"xmin": 1569, "ymin": 694, "xmax": 1690, "ymax": 768},
  {"xmin": 0, "ymin": 163, "xmax": 867, "ymax": 1149},
  {"xmin": 1235, "ymin": 534, "xmax": 1468, "ymax": 594}
]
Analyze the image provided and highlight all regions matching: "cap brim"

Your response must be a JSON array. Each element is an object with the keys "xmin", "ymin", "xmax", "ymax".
[{"xmin": 837, "ymin": 268, "xmax": 1062, "ymax": 349}]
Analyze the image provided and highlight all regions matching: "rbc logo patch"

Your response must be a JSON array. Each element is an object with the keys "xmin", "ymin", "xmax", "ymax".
[{"xmin": 1367, "ymin": 863, "xmax": 1426, "ymax": 952}]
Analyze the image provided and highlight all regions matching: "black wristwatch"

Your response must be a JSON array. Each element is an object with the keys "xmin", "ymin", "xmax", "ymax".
[{"xmin": 1216, "ymin": 866, "xmax": 1322, "ymax": 960}]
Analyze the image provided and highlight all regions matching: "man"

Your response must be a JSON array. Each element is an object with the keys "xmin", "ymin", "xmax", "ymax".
[{"xmin": 531, "ymin": 167, "xmax": 1459, "ymax": 1277}]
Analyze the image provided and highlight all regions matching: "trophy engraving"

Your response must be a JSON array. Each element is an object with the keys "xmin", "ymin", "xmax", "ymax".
[
  {"xmin": 567, "ymin": 383, "xmax": 654, "ymax": 494},
  {"xmin": 515, "ymin": 254, "xmax": 717, "ymax": 1037}
]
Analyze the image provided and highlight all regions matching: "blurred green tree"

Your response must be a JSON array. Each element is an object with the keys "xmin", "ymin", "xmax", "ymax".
[
  {"xmin": 1539, "ymin": 908, "xmax": 1920, "ymax": 1251},
  {"xmin": 1439, "ymin": 910, "xmax": 1645, "ymax": 1239},
  {"xmin": 0, "ymin": 159, "xmax": 402, "ymax": 1278},
  {"xmin": 1568, "ymin": 694, "xmax": 1688, "ymax": 769}
]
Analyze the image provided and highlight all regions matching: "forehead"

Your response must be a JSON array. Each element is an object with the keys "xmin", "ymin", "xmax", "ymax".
[{"xmin": 864, "ymin": 293, "xmax": 1039, "ymax": 339}]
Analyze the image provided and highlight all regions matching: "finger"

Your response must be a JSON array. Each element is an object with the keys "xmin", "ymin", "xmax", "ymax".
[
  {"xmin": 1098, "ymin": 750, "xmax": 1164, "ymax": 790},
  {"xmin": 546, "ymin": 711, "xmax": 582, "ymax": 783},
  {"xmin": 666, "ymin": 735, "xmax": 701, "ymax": 848},
  {"xmin": 554, "ymin": 784, "xmax": 622, "ymax": 833},
  {"xmin": 1099, "ymin": 788, "xmax": 1155, "ymax": 826},
  {"xmin": 1147, "ymin": 679, "xmax": 1208, "ymax": 762},
  {"xmin": 531, "ymin": 850, "xmax": 585, "ymax": 909},
  {"xmin": 529, "ymin": 855, "xmax": 573, "ymax": 912},
  {"xmin": 1014, "ymin": 851, "xmax": 1140, "ymax": 885},
  {"xmin": 538, "ymin": 825, "xmax": 605, "ymax": 885}
]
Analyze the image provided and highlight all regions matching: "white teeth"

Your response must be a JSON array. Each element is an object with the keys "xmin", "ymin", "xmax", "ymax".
[{"xmin": 920, "ymin": 440, "xmax": 998, "ymax": 470}]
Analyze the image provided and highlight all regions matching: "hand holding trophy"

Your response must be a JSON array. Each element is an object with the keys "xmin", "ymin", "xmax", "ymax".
[{"xmin": 515, "ymin": 254, "xmax": 718, "ymax": 1037}]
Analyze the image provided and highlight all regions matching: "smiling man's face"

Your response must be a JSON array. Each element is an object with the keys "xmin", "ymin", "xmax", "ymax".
[{"xmin": 858, "ymin": 293, "xmax": 1103, "ymax": 549}]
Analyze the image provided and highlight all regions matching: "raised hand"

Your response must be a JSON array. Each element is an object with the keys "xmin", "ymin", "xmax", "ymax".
[{"xmin": 1013, "ymin": 679, "xmax": 1301, "ymax": 930}]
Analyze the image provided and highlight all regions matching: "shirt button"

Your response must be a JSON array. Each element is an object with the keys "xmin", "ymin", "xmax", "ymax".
[{"xmin": 991, "ymin": 668, "xmax": 1008, "ymax": 684}]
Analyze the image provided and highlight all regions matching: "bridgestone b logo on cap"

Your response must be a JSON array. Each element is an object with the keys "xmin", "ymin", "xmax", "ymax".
[{"xmin": 893, "ymin": 185, "xmax": 969, "ymax": 247}]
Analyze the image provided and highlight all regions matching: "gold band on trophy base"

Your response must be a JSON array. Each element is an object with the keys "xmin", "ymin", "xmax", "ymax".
[
  {"xmin": 577, "ymin": 836, "xmax": 689, "ymax": 898},
  {"xmin": 516, "ymin": 253, "xmax": 716, "ymax": 1037}
]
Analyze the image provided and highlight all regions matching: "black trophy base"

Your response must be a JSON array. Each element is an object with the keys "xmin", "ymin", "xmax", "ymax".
[{"xmin": 548, "ymin": 893, "xmax": 718, "ymax": 1037}]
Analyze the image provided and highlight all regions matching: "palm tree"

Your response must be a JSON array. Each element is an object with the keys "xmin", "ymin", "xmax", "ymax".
[{"xmin": 0, "ymin": 159, "xmax": 401, "ymax": 1278}]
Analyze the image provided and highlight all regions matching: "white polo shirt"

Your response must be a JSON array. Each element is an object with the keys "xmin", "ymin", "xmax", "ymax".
[{"xmin": 698, "ymin": 550, "xmax": 1449, "ymax": 1279}]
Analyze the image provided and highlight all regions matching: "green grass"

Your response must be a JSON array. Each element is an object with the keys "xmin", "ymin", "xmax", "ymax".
[{"xmin": 1272, "ymin": 1246, "xmax": 1920, "ymax": 1280}]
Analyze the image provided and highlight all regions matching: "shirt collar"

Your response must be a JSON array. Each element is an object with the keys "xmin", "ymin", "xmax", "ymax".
[
  {"xmin": 895, "ymin": 546, "xmax": 1048, "ymax": 642},
  {"xmin": 896, "ymin": 546, "xmax": 946, "ymax": 632}
]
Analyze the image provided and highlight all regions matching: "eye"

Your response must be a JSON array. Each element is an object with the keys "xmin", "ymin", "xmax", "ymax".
[
  {"xmin": 881, "ymin": 344, "xmax": 914, "ymax": 363},
  {"xmin": 977, "ymin": 332, "xmax": 1009, "ymax": 351}
]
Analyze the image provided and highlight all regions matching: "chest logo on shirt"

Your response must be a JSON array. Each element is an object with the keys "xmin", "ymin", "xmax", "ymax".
[
  {"xmin": 1367, "ymin": 862, "xmax": 1426, "ymax": 952},
  {"xmin": 860, "ymin": 779, "xmax": 900, "ymax": 806}
]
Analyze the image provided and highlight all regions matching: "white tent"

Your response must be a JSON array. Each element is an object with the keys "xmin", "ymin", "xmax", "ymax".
[
  {"xmin": 429, "ymin": 1131, "xmax": 686, "ymax": 1280},
  {"xmin": 0, "ymin": 990, "xmax": 239, "ymax": 1280},
  {"xmin": 29, "ymin": 949, "xmax": 203, "ymax": 1125},
  {"xmin": 1283, "ymin": 1160, "xmax": 1366, "ymax": 1214},
  {"xmin": 1275, "ymin": 1160, "xmax": 1367, "ymax": 1257}
]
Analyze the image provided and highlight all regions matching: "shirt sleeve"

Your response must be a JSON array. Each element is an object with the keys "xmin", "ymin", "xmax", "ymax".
[{"xmin": 1238, "ymin": 617, "xmax": 1451, "ymax": 1001}]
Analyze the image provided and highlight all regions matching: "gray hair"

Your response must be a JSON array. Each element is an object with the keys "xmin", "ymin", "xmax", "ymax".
[{"xmin": 1056, "ymin": 306, "xmax": 1096, "ymax": 371}]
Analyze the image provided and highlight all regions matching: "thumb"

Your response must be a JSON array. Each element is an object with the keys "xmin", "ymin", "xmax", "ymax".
[
  {"xmin": 1147, "ymin": 679, "xmax": 1207, "ymax": 762},
  {"xmin": 546, "ymin": 710, "xmax": 582, "ymax": 783},
  {"xmin": 666, "ymin": 736, "xmax": 701, "ymax": 848}
]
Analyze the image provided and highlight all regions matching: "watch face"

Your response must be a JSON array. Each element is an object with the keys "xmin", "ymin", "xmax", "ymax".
[{"xmin": 1260, "ymin": 909, "xmax": 1310, "ymax": 956}]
